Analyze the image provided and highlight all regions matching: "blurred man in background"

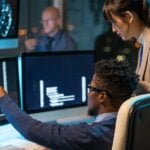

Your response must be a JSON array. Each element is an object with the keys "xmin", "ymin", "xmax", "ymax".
[{"xmin": 25, "ymin": 6, "xmax": 77, "ymax": 52}]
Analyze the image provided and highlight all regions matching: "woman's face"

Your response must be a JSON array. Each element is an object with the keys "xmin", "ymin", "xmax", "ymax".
[{"xmin": 110, "ymin": 13, "xmax": 133, "ymax": 41}]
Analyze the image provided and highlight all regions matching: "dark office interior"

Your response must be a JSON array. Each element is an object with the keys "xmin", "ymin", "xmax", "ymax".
[{"xmin": 1, "ymin": 0, "xmax": 149, "ymax": 150}]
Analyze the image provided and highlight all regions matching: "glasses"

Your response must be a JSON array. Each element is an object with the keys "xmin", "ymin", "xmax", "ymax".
[
  {"xmin": 87, "ymin": 85, "xmax": 112, "ymax": 98},
  {"xmin": 40, "ymin": 18, "xmax": 57, "ymax": 24},
  {"xmin": 88, "ymin": 85, "xmax": 103, "ymax": 93}
]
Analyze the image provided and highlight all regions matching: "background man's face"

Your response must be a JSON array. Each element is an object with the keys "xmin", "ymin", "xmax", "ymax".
[{"xmin": 41, "ymin": 11, "xmax": 60, "ymax": 34}]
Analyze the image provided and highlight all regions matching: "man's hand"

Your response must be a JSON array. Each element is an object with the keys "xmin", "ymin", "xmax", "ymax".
[
  {"xmin": 25, "ymin": 38, "xmax": 37, "ymax": 51},
  {"xmin": 0, "ymin": 86, "xmax": 6, "ymax": 97}
]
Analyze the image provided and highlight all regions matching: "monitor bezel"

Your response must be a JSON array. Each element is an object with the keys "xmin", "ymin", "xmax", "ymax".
[
  {"xmin": 21, "ymin": 51, "xmax": 95, "ymax": 113},
  {"xmin": 0, "ymin": 56, "xmax": 20, "ymax": 125}
]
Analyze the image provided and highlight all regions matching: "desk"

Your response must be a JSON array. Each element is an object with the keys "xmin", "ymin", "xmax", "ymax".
[
  {"xmin": 30, "ymin": 106, "xmax": 94, "ymax": 124},
  {"xmin": 0, "ymin": 106, "xmax": 94, "ymax": 149},
  {"xmin": 0, "ymin": 124, "xmax": 49, "ymax": 149}
]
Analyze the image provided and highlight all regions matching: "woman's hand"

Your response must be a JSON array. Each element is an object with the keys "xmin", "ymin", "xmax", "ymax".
[{"xmin": 140, "ymin": 81, "xmax": 150, "ymax": 92}]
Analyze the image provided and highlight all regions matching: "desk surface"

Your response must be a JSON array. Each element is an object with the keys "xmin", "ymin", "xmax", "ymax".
[{"xmin": 0, "ymin": 124, "xmax": 49, "ymax": 150}]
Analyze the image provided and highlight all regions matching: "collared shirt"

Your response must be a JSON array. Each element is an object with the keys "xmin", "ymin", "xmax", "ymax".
[
  {"xmin": 137, "ymin": 27, "xmax": 150, "ymax": 44},
  {"xmin": 35, "ymin": 30, "xmax": 77, "ymax": 52},
  {"xmin": 136, "ymin": 27, "xmax": 150, "ymax": 82},
  {"xmin": 95, "ymin": 112, "xmax": 117, "ymax": 123}
]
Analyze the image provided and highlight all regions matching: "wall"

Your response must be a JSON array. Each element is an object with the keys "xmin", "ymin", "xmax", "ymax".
[
  {"xmin": 0, "ymin": 0, "xmax": 138, "ymax": 69},
  {"xmin": 64, "ymin": 0, "xmax": 108, "ymax": 50}
]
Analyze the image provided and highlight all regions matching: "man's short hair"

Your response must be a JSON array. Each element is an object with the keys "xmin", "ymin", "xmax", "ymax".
[
  {"xmin": 94, "ymin": 59, "xmax": 138, "ymax": 108},
  {"xmin": 43, "ymin": 6, "xmax": 61, "ymax": 18}
]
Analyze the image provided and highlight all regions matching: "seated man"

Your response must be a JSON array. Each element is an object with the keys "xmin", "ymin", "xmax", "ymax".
[
  {"xmin": 25, "ymin": 6, "xmax": 77, "ymax": 52},
  {"xmin": 0, "ymin": 59, "xmax": 138, "ymax": 150}
]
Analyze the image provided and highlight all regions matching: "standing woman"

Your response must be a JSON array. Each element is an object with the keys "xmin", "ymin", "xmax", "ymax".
[{"xmin": 102, "ymin": 0, "xmax": 150, "ymax": 91}]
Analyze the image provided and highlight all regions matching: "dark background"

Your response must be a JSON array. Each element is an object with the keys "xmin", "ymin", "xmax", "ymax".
[{"xmin": 0, "ymin": 0, "xmax": 138, "ymax": 70}]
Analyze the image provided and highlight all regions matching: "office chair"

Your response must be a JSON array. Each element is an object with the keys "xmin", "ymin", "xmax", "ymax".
[{"xmin": 112, "ymin": 94, "xmax": 150, "ymax": 150}]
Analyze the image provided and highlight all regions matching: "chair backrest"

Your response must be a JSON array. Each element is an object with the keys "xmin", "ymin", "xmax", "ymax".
[{"xmin": 112, "ymin": 94, "xmax": 150, "ymax": 150}]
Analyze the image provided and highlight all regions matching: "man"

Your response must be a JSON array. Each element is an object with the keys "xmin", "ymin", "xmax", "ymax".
[
  {"xmin": 25, "ymin": 6, "xmax": 77, "ymax": 52},
  {"xmin": 0, "ymin": 59, "xmax": 138, "ymax": 150}
]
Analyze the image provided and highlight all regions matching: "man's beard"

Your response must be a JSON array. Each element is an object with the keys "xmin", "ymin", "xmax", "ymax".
[{"xmin": 87, "ymin": 108, "xmax": 98, "ymax": 116}]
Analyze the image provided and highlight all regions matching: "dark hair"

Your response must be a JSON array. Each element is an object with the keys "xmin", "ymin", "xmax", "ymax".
[
  {"xmin": 94, "ymin": 59, "xmax": 138, "ymax": 107},
  {"xmin": 103, "ymin": 0, "xmax": 150, "ymax": 27}
]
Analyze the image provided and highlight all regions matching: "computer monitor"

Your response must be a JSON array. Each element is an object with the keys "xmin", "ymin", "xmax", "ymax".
[
  {"xmin": 0, "ymin": 0, "xmax": 19, "ymax": 49},
  {"xmin": 21, "ymin": 51, "xmax": 94, "ymax": 113},
  {"xmin": 0, "ymin": 57, "xmax": 20, "ymax": 124}
]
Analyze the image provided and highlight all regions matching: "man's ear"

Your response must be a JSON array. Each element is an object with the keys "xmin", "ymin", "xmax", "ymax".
[
  {"xmin": 124, "ymin": 11, "xmax": 134, "ymax": 24},
  {"xmin": 98, "ymin": 92, "xmax": 107, "ymax": 104}
]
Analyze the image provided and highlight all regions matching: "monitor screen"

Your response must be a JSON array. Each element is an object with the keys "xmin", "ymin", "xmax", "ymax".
[
  {"xmin": 0, "ymin": 57, "xmax": 20, "ymax": 124},
  {"xmin": 0, "ymin": 0, "xmax": 19, "ymax": 49},
  {"xmin": 21, "ymin": 51, "xmax": 94, "ymax": 113}
]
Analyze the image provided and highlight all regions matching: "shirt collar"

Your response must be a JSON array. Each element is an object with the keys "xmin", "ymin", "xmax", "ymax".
[
  {"xmin": 137, "ymin": 27, "xmax": 150, "ymax": 44},
  {"xmin": 52, "ymin": 29, "xmax": 63, "ymax": 40},
  {"xmin": 95, "ymin": 112, "xmax": 117, "ymax": 123},
  {"xmin": 45, "ymin": 29, "xmax": 62, "ymax": 40}
]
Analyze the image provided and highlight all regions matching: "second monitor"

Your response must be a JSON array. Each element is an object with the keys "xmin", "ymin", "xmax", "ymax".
[
  {"xmin": 21, "ymin": 51, "xmax": 94, "ymax": 113},
  {"xmin": 0, "ymin": 57, "xmax": 20, "ymax": 124}
]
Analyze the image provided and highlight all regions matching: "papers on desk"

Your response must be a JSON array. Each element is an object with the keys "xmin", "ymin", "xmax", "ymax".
[
  {"xmin": 0, "ymin": 145, "xmax": 25, "ymax": 150},
  {"xmin": 0, "ymin": 138, "xmax": 50, "ymax": 150},
  {"xmin": 0, "ymin": 124, "xmax": 50, "ymax": 150}
]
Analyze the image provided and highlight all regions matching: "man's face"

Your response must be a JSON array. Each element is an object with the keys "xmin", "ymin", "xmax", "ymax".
[
  {"xmin": 41, "ymin": 11, "xmax": 60, "ymax": 34},
  {"xmin": 87, "ymin": 74, "xmax": 101, "ymax": 116}
]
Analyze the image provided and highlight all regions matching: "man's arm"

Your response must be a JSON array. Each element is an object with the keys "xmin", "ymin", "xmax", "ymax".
[
  {"xmin": 0, "ymin": 87, "xmax": 115, "ymax": 150},
  {"xmin": 63, "ymin": 33, "xmax": 78, "ymax": 51},
  {"xmin": 0, "ymin": 87, "xmax": 91, "ymax": 149}
]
